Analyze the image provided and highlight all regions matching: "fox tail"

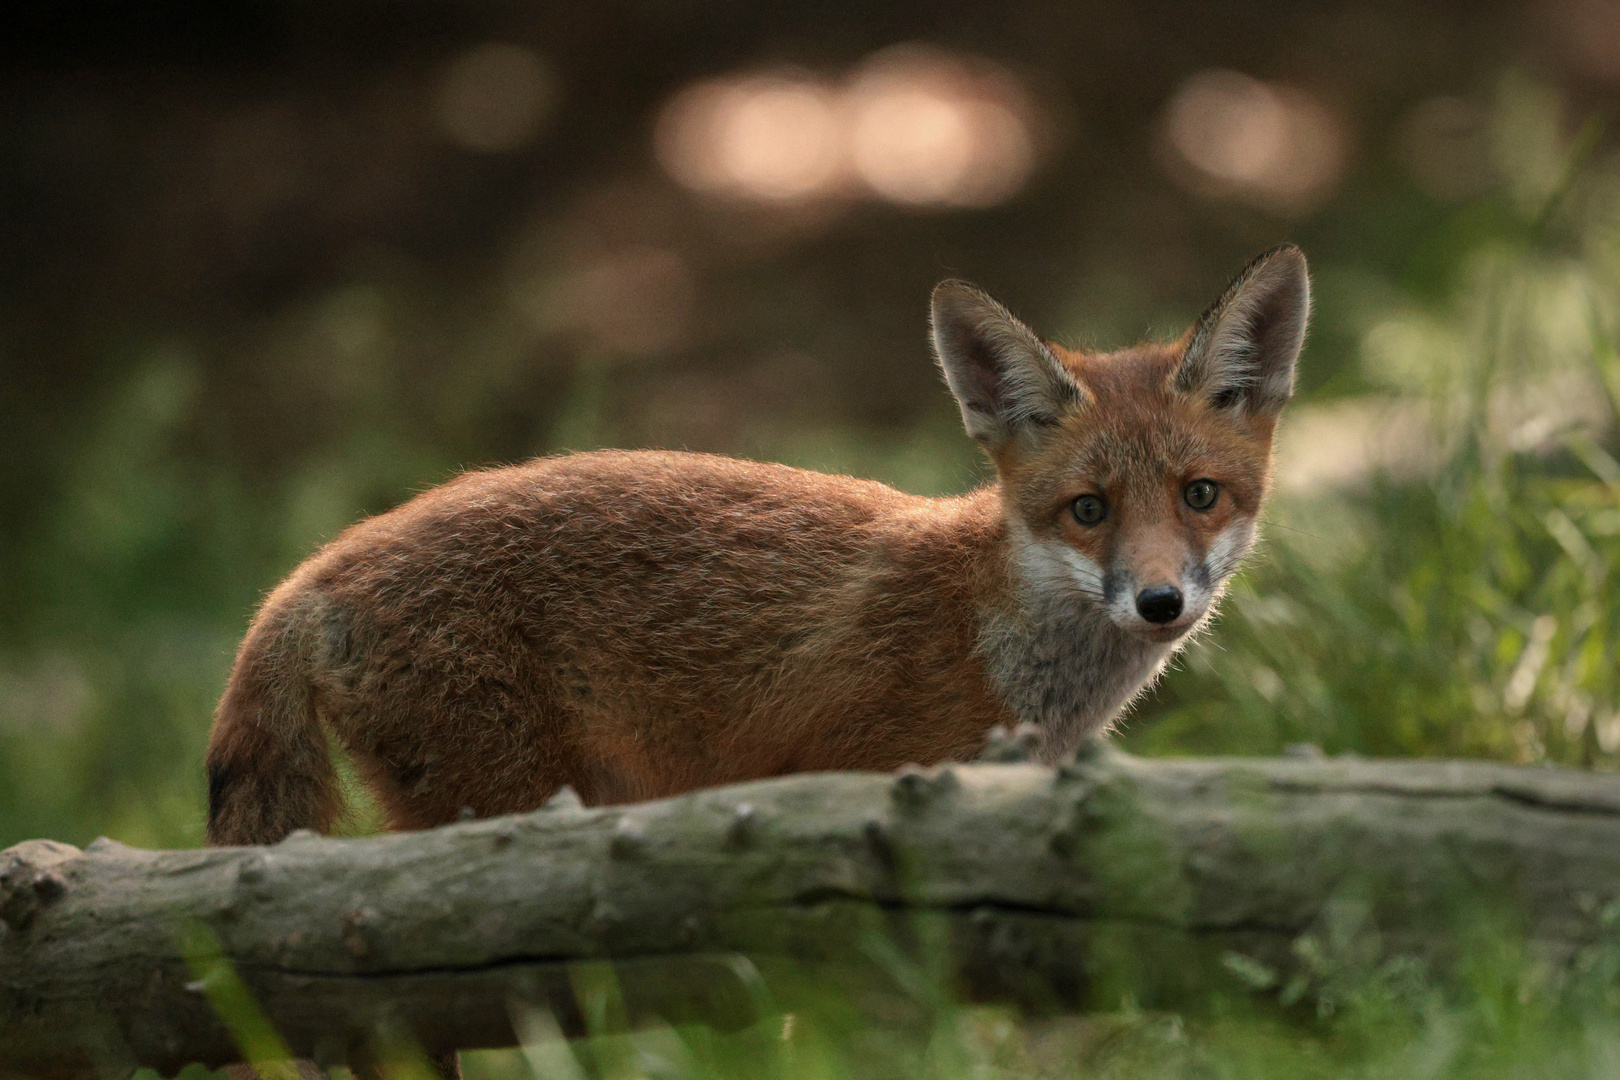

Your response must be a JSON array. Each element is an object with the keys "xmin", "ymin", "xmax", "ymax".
[{"xmin": 204, "ymin": 591, "xmax": 342, "ymax": 846}]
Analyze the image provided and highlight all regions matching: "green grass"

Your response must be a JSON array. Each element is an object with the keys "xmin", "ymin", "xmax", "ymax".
[{"xmin": 158, "ymin": 901, "xmax": 1620, "ymax": 1080}]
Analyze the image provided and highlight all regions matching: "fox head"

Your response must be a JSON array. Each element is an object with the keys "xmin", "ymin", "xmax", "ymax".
[{"xmin": 933, "ymin": 245, "xmax": 1309, "ymax": 643}]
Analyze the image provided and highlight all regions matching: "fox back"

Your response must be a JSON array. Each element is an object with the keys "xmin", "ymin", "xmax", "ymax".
[{"xmin": 205, "ymin": 245, "xmax": 1309, "ymax": 845}]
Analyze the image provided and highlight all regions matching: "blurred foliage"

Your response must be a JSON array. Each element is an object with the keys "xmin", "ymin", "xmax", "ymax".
[
  {"xmin": 153, "ymin": 897, "xmax": 1620, "ymax": 1080},
  {"xmin": 446, "ymin": 925, "xmax": 1620, "ymax": 1080}
]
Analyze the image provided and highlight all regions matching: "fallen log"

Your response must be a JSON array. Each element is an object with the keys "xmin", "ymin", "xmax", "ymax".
[{"xmin": 6, "ymin": 744, "xmax": 1620, "ymax": 1079}]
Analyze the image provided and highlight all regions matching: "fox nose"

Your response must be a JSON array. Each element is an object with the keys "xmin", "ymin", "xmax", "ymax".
[{"xmin": 1135, "ymin": 586, "xmax": 1183, "ymax": 625}]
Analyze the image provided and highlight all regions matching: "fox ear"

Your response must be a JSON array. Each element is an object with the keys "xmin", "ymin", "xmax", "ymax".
[
  {"xmin": 1176, "ymin": 245, "xmax": 1310, "ymax": 416},
  {"xmin": 931, "ymin": 280, "xmax": 1085, "ymax": 450}
]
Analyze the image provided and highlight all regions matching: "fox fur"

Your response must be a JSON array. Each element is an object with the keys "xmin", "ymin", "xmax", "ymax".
[{"xmin": 205, "ymin": 245, "xmax": 1309, "ymax": 846}]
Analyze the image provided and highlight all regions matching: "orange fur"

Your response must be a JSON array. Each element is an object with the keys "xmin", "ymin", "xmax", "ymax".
[{"xmin": 205, "ymin": 246, "xmax": 1310, "ymax": 845}]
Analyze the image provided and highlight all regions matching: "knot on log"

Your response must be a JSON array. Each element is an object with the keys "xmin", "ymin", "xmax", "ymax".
[
  {"xmin": 0, "ymin": 839, "xmax": 81, "ymax": 931},
  {"xmin": 342, "ymin": 906, "xmax": 379, "ymax": 958},
  {"xmin": 544, "ymin": 785, "xmax": 584, "ymax": 811},
  {"xmin": 862, "ymin": 818, "xmax": 898, "ymax": 873},
  {"xmin": 1069, "ymin": 735, "xmax": 1109, "ymax": 764},
  {"xmin": 609, "ymin": 817, "xmax": 647, "ymax": 859},
  {"xmin": 724, "ymin": 803, "xmax": 758, "ymax": 849},
  {"xmin": 978, "ymin": 723, "xmax": 1044, "ymax": 763},
  {"xmin": 892, "ymin": 764, "xmax": 959, "ymax": 808}
]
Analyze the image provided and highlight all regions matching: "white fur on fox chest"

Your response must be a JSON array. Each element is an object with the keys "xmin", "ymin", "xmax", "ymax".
[{"xmin": 978, "ymin": 526, "xmax": 1175, "ymax": 760}]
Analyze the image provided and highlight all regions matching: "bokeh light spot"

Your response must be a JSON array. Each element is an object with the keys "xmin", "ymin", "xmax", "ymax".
[
  {"xmin": 656, "ymin": 75, "xmax": 842, "ymax": 201},
  {"xmin": 1548, "ymin": 0, "xmax": 1620, "ymax": 82},
  {"xmin": 846, "ymin": 47, "xmax": 1035, "ymax": 207},
  {"xmin": 655, "ymin": 47, "xmax": 1036, "ymax": 208},
  {"xmin": 1163, "ymin": 70, "xmax": 1346, "ymax": 214}
]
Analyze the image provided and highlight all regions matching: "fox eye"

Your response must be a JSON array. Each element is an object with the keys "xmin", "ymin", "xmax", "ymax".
[
  {"xmin": 1071, "ymin": 494, "xmax": 1108, "ymax": 526},
  {"xmin": 1185, "ymin": 479, "xmax": 1219, "ymax": 511}
]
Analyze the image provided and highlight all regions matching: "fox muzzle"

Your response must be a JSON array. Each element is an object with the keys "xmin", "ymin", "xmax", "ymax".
[{"xmin": 1135, "ymin": 586, "xmax": 1184, "ymax": 625}]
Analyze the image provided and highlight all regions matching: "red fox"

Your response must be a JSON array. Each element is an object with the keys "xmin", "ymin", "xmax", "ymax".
[{"xmin": 205, "ymin": 245, "xmax": 1308, "ymax": 846}]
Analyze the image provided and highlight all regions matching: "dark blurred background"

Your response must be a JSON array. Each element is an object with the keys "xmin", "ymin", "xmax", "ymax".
[{"xmin": 4, "ymin": 0, "xmax": 1619, "ymax": 849}]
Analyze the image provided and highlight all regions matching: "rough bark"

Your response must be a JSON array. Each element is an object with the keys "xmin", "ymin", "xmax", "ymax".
[{"xmin": 7, "ymin": 746, "xmax": 1620, "ymax": 1079}]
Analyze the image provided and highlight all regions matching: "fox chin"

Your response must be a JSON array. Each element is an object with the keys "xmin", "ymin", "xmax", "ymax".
[{"xmin": 204, "ymin": 245, "xmax": 1309, "ymax": 846}]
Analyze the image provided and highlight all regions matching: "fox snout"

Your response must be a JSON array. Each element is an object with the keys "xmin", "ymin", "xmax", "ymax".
[
  {"xmin": 1105, "ymin": 569, "xmax": 1198, "ymax": 639},
  {"xmin": 1134, "ymin": 585, "xmax": 1183, "ymax": 625},
  {"xmin": 1104, "ymin": 570, "xmax": 1203, "ymax": 641},
  {"xmin": 1097, "ymin": 515, "xmax": 1256, "ymax": 640},
  {"xmin": 1098, "ymin": 541, "xmax": 1222, "ymax": 640}
]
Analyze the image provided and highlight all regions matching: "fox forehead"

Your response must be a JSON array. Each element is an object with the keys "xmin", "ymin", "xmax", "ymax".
[{"xmin": 1000, "ymin": 341, "xmax": 1277, "ymax": 520}]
